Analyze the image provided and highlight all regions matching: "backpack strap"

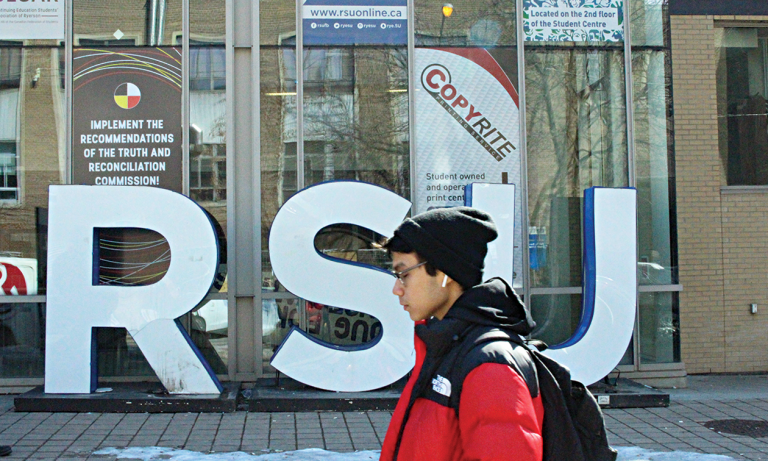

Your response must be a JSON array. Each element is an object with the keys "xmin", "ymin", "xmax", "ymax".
[{"xmin": 447, "ymin": 327, "xmax": 539, "ymax": 415}]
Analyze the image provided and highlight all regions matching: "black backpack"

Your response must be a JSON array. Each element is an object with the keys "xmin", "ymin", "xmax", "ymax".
[{"xmin": 448, "ymin": 327, "xmax": 618, "ymax": 461}]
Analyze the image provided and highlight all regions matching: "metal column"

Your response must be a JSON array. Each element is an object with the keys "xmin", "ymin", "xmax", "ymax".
[{"xmin": 227, "ymin": 0, "xmax": 262, "ymax": 381}]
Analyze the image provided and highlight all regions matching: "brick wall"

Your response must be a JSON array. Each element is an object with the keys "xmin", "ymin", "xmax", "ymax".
[
  {"xmin": 721, "ymin": 192, "xmax": 768, "ymax": 372},
  {"xmin": 671, "ymin": 15, "xmax": 725, "ymax": 373},
  {"xmin": 672, "ymin": 15, "xmax": 768, "ymax": 373}
]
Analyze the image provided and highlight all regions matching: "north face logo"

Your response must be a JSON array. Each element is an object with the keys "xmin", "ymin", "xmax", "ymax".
[{"xmin": 432, "ymin": 375, "xmax": 451, "ymax": 397}]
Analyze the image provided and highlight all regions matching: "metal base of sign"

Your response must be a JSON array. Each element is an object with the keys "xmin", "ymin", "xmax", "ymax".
[
  {"xmin": 12, "ymin": 378, "xmax": 665, "ymax": 413},
  {"xmin": 590, "ymin": 378, "xmax": 670, "ymax": 409},
  {"xmin": 14, "ymin": 382, "xmax": 240, "ymax": 413},
  {"xmin": 244, "ymin": 377, "xmax": 406, "ymax": 412}
]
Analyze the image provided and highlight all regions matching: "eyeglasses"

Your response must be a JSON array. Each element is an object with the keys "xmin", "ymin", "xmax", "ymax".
[{"xmin": 392, "ymin": 261, "xmax": 427, "ymax": 286}]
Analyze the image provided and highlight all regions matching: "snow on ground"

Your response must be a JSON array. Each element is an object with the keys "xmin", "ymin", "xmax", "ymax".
[
  {"xmin": 95, "ymin": 446, "xmax": 738, "ymax": 461},
  {"xmin": 94, "ymin": 448, "xmax": 379, "ymax": 460}
]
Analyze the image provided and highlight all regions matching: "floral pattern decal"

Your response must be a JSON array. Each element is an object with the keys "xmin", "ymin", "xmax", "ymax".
[{"xmin": 523, "ymin": 0, "xmax": 624, "ymax": 42}]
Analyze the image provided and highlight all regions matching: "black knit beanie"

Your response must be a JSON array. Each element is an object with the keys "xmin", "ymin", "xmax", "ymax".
[{"xmin": 392, "ymin": 207, "xmax": 498, "ymax": 289}]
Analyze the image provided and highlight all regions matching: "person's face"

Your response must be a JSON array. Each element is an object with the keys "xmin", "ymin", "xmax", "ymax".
[{"xmin": 391, "ymin": 251, "xmax": 455, "ymax": 322}]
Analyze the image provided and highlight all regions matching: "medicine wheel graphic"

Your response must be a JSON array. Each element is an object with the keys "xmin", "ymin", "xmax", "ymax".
[{"xmin": 114, "ymin": 82, "xmax": 141, "ymax": 109}]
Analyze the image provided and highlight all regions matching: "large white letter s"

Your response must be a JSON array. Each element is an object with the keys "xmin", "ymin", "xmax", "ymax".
[{"xmin": 268, "ymin": 181, "xmax": 414, "ymax": 392}]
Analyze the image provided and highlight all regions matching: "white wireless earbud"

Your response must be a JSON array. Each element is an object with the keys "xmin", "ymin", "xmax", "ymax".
[{"xmin": 442, "ymin": 274, "xmax": 448, "ymax": 288}]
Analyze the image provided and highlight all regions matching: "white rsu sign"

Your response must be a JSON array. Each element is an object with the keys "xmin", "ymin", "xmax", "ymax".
[{"xmin": 45, "ymin": 182, "xmax": 636, "ymax": 394}]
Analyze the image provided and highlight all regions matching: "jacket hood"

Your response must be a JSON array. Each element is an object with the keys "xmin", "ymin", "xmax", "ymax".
[{"xmin": 444, "ymin": 277, "xmax": 536, "ymax": 336}]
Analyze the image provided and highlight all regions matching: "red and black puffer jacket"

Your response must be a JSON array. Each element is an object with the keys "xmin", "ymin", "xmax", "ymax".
[{"xmin": 380, "ymin": 278, "xmax": 544, "ymax": 461}]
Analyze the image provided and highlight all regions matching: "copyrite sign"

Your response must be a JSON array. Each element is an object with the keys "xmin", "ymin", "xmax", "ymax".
[
  {"xmin": 413, "ymin": 48, "xmax": 523, "ymax": 285},
  {"xmin": 72, "ymin": 48, "xmax": 183, "ymax": 192}
]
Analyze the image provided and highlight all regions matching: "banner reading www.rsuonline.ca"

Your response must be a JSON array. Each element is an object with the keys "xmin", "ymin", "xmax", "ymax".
[{"xmin": 302, "ymin": 0, "xmax": 406, "ymax": 45}]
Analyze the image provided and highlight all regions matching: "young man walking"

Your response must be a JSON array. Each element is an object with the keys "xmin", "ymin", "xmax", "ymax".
[{"xmin": 380, "ymin": 207, "xmax": 544, "ymax": 461}]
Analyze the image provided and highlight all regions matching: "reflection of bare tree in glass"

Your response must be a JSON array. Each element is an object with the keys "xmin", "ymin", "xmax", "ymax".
[
  {"xmin": 632, "ymin": 49, "xmax": 675, "ymax": 282},
  {"xmin": 414, "ymin": 0, "xmax": 516, "ymax": 46},
  {"xmin": 525, "ymin": 48, "xmax": 628, "ymax": 288},
  {"xmin": 629, "ymin": 0, "xmax": 666, "ymax": 47},
  {"xmin": 302, "ymin": 47, "xmax": 410, "ymax": 197}
]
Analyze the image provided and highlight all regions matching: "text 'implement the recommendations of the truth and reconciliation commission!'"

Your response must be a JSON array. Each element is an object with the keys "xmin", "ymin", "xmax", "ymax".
[
  {"xmin": 79, "ymin": 119, "xmax": 175, "ymax": 187},
  {"xmin": 72, "ymin": 47, "xmax": 183, "ymax": 192},
  {"xmin": 524, "ymin": 0, "xmax": 624, "ymax": 42}
]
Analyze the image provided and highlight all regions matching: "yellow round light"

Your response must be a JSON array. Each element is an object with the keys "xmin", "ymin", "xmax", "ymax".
[{"xmin": 442, "ymin": 3, "xmax": 453, "ymax": 17}]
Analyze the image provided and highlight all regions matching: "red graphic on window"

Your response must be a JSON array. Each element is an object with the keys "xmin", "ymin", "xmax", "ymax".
[{"xmin": 0, "ymin": 263, "xmax": 28, "ymax": 295}]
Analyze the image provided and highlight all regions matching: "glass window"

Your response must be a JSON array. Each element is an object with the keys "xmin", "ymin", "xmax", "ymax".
[
  {"xmin": 633, "ymin": 49, "xmax": 677, "ymax": 285},
  {"xmin": 260, "ymin": 36, "xmax": 299, "ymax": 373},
  {"xmin": 530, "ymin": 293, "xmax": 637, "ymax": 367},
  {"xmin": 0, "ymin": 146, "xmax": 17, "ymax": 202},
  {"xmin": 639, "ymin": 291, "xmax": 680, "ymax": 364},
  {"xmin": 262, "ymin": 297, "xmax": 298, "ymax": 369},
  {"xmin": 190, "ymin": 144, "xmax": 226, "ymax": 202},
  {"xmin": 260, "ymin": 44, "xmax": 410, "ymax": 373},
  {"xmin": 188, "ymin": 2, "xmax": 227, "ymax": 288},
  {"xmin": 414, "ymin": 0, "xmax": 516, "ymax": 46},
  {"xmin": 525, "ymin": 47, "xmax": 629, "ymax": 288},
  {"xmin": 716, "ymin": 28, "xmax": 768, "ymax": 186},
  {"xmin": 188, "ymin": 0, "xmax": 228, "ymax": 366},
  {"xmin": 0, "ymin": 303, "xmax": 44, "ymax": 378},
  {"xmin": 411, "ymin": 0, "xmax": 521, "ymax": 283},
  {"xmin": 74, "ymin": 0, "xmax": 182, "ymax": 46},
  {"xmin": 190, "ymin": 0, "xmax": 226, "ymax": 41},
  {"xmin": 260, "ymin": 0, "xmax": 296, "ymax": 46},
  {"xmin": 0, "ymin": 46, "xmax": 21, "ymax": 204},
  {"xmin": 191, "ymin": 299, "xmax": 228, "ymax": 372},
  {"xmin": 189, "ymin": 42, "xmax": 227, "ymax": 206},
  {"xmin": 530, "ymin": 293, "xmax": 582, "ymax": 347},
  {"xmin": 0, "ymin": 45, "xmax": 22, "ymax": 89},
  {"xmin": 190, "ymin": 46, "xmax": 226, "ymax": 91},
  {"xmin": 263, "ymin": 295, "xmax": 386, "ymax": 371},
  {"xmin": 302, "ymin": 47, "xmax": 408, "ymax": 189},
  {"xmin": 261, "ymin": 45, "xmax": 298, "ymax": 294},
  {"xmin": 0, "ymin": 46, "xmax": 66, "ymax": 297},
  {"xmin": 630, "ymin": 0, "xmax": 665, "ymax": 47},
  {"xmin": 77, "ymin": 38, "xmax": 138, "ymax": 47},
  {"xmin": 308, "ymin": 305, "xmax": 383, "ymax": 346},
  {"xmin": 96, "ymin": 327, "xmax": 154, "ymax": 377},
  {"xmin": 629, "ymin": 0, "xmax": 679, "ymax": 366}
]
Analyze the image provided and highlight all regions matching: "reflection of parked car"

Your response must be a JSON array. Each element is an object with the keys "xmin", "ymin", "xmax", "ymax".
[
  {"xmin": 194, "ymin": 300, "xmax": 228, "ymax": 336},
  {"xmin": 195, "ymin": 299, "xmax": 282, "ymax": 338},
  {"xmin": 637, "ymin": 261, "xmax": 675, "ymax": 285},
  {"xmin": 315, "ymin": 224, "xmax": 390, "ymax": 270}
]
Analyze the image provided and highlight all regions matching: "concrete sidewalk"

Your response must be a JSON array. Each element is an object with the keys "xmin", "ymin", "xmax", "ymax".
[{"xmin": 1, "ymin": 375, "xmax": 768, "ymax": 460}]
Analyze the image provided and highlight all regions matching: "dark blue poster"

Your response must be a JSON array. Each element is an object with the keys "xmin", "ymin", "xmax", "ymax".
[{"xmin": 303, "ymin": 0, "xmax": 407, "ymax": 46}]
